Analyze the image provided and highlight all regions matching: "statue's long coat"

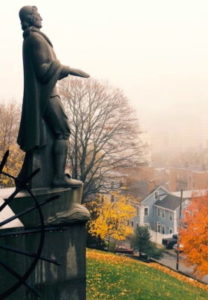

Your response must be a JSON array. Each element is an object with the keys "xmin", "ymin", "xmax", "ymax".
[{"xmin": 17, "ymin": 27, "xmax": 63, "ymax": 152}]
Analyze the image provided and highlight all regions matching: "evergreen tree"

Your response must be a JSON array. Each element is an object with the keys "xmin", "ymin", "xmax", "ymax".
[{"xmin": 132, "ymin": 226, "xmax": 163, "ymax": 259}]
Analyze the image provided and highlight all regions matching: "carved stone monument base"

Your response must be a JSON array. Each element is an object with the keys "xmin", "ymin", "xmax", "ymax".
[
  {"xmin": 0, "ymin": 186, "xmax": 90, "ymax": 299},
  {"xmin": 0, "ymin": 223, "xmax": 88, "ymax": 300}
]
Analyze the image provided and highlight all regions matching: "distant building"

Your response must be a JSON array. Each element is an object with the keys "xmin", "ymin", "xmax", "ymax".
[
  {"xmin": 131, "ymin": 186, "xmax": 207, "ymax": 244},
  {"xmin": 122, "ymin": 165, "xmax": 208, "ymax": 198}
]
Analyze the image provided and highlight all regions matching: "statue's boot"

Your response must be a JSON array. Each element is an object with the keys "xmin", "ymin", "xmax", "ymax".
[{"xmin": 52, "ymin": 140, "xmax": 82, "ymax": 189}]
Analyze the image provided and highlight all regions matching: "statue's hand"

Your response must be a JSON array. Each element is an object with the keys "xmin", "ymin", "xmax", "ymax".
[
  {"xmin": 69, "ymin": 68, "xmax": 90, "ymax": 78},
  {"xmin": 59, "ymin": 66, "xmax": 90, "ymax": 80}
]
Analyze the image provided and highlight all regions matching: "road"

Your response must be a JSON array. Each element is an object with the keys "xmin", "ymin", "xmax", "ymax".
[{"xmin": 156, "ymin": 250, "xmax": 208, "ymax": 284}]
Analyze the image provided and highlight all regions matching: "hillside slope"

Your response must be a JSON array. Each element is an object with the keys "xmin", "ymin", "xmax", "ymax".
[{"xmin": 87, "ymin": 249, "xmax": 208, "ymax": 300}]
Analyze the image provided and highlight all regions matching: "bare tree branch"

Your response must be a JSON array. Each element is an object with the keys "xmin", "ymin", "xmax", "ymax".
[{"xmin": 59, "ymin": 78, "xmax": 147, "ymax": 202}]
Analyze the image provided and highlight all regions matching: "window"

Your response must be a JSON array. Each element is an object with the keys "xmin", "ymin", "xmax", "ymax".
[
  {"xmin": 155, "ymin": 192, "xmax": 159, "ymax": 200},
  {"xmin": 157, "ymin": 223, "xmax": 161, "ymax": 233},
  {"xmin": 131, "ymin": 221, "xmax": 134, "ymax": 227},
  {"xmin": 170, "ymin": 213, "xmax": 173, "ymax": 221},
  {"xmin": 157, "ymin": 208, "xmax": 161, "ymax": 217},
  {"xmin": 144, "ymin": 207, "xmax": 149, "ymax": 216},
  {"xmin": 162, "ymin": 210, "xmax": 165, "ymax": 218},
  {"xmin": 162, "ymin": 225, "xmax": 165, "ymax": 234},
  {"xmin": 169, "ymin": 228, "xmax": 173, "ymax": 234}
]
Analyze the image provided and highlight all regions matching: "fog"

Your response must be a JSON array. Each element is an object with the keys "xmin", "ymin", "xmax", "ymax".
[{"xmin": 1, "ymin": 0, "xmax": 208, "ymax": 157}]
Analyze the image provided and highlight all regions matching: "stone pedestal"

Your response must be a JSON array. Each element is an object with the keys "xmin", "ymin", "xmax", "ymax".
[
  {"xmin": 0, "ymin": 186, "xmax": 90, "ymax": 299},
  {"xmin": 0, "ymin": 223, "xmax": 88, "ymax": 300},
  {"xmin": 1, "ymin": 186, "xmax": 88, "ymax": 227}
]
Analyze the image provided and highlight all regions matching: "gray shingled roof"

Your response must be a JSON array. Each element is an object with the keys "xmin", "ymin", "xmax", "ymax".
[{"xmin": 154, "ymin": 194, "xmax": 181, "ymax": 210}]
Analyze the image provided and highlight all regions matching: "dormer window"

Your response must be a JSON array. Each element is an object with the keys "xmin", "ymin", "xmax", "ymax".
[{"xmin": 155, "ymin": 191, "xmax": 159, "ymax": 200}]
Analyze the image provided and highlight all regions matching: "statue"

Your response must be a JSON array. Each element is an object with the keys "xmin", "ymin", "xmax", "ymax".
[{"xmin": 17, "ymin": 6, "xmax": 89, "ymax": 189}]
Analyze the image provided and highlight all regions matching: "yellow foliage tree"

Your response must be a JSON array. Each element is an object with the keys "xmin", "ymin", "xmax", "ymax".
[
  {"xmin": 88, "ymin": 192, "xmax": 136, "ymax": 244},
  {"xmin": 0, "ymin": 145, "xmax": 24, "ymax": 187},
  {"xmin": 0, "ymin": 102, "xmax": 23, "ymax": 187}
]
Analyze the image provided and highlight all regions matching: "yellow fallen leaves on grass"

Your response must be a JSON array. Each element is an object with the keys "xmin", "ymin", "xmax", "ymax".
[
  {"xmin": 150, "ymin": 262, "xmax": 208, "ymax": 292},
  {"xmin": 87, "ymin": 249, "xmax": 208, "ymax": 292}
]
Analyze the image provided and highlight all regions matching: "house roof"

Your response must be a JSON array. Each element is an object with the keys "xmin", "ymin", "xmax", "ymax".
[
  {"xmin": 154, "ymin": 194, "xmax": 181, "ymax": 210},
  {"xmin": 141, "ymin": 185, "xmax": 169, "ymax": 204}
]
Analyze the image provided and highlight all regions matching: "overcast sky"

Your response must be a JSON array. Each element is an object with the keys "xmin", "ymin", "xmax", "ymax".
[{"xmin": 1, "ymin": 0, "xmax": 208, "ymax": 153}]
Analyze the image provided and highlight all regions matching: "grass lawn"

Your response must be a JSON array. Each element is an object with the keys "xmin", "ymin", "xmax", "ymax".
[{"xmin": 87, "ymin": 249, "xmax": 208, "ymax": 300}]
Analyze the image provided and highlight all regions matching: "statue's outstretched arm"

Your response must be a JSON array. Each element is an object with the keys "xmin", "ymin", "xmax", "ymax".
[{"xmin": 59, "ymin": 66, "xmax": 90, "ymax": 80}]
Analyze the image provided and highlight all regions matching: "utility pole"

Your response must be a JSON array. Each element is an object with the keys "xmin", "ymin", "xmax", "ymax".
[{"xmin": 176, "ymin": 189, "xmax": 183, "ymax": 271}]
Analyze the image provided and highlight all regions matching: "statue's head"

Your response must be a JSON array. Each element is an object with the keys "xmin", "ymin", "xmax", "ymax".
[{"xmin": 19, "ymin": 6, "xmax": 42, "ymax": 30}]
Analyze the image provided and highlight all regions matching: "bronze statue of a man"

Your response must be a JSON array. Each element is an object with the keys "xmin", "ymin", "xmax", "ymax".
[{"xmin": 17, "ymin": 6, "xmax": 89, "ymax": 188}]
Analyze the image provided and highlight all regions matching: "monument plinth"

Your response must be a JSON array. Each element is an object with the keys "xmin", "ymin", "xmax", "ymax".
[{"xmin": 0, "ymin": 185, "xmax": 90, "ymax": 300}]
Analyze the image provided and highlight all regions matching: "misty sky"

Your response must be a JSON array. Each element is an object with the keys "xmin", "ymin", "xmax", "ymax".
[{"xmin": 1, "ymin": 0, "xmax": 208, "ymax": 153}]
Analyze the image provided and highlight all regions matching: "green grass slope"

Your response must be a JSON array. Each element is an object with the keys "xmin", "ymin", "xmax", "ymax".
[{"xmin": 87, "ymin": 249, "xmax": 208, "ymax": 300}]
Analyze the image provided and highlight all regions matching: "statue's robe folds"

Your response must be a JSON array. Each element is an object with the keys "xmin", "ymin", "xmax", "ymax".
[{"xmin": 17, "ymin": 27, "xmax": 63, "ymax": 152}]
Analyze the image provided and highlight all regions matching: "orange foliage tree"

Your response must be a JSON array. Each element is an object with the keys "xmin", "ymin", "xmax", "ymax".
[{"xmin": 180, "ymin": 194, "xmax": 208, "ymax": 276}]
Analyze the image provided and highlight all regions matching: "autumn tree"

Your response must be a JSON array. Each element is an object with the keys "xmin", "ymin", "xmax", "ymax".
[
  {"xmin": 0, "ymin": 103, "xmax": 20, "ymax": 152},
  {"xmin": 59, "ymin": 78, "xmax": 146, "ymax": 202},
  {"xmin": 88, "ymin": 192, "xmax": 135, "ymax": 247},
  {"xmin": 0, "ymin": 103, "xmax": 23, "ymax": 187},
  {"xmin": 180, "ymin": 194, "xmax": 208, "ymax": 277}
]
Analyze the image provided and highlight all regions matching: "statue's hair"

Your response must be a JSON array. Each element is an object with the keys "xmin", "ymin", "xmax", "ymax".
[{"xmin": 19, "ymin": 6, "xmax": 38, "ymax": 30}]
